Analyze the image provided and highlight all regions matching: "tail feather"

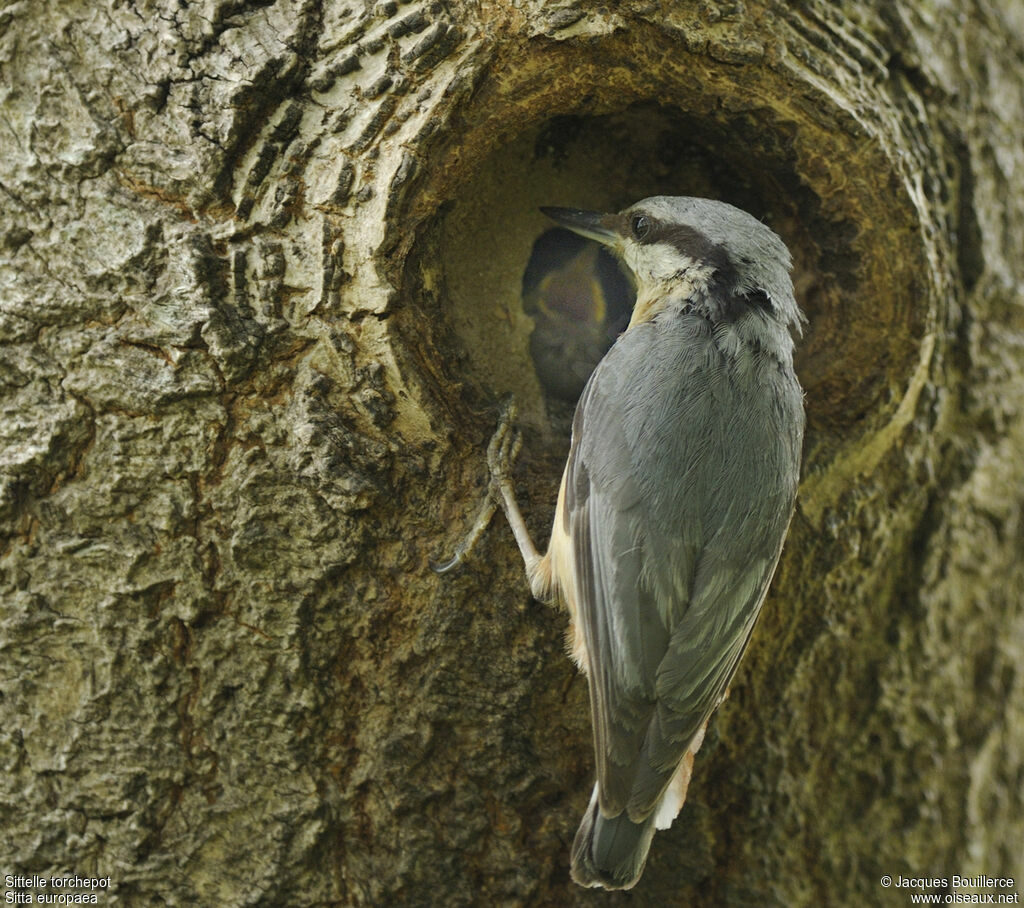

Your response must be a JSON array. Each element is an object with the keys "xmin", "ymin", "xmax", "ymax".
[{"xmin": 570, "ymin": 785, "xmax": 656, "ymax": 890}]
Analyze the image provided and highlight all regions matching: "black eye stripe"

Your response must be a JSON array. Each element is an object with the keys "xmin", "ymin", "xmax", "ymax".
[
  {"xmin": 622, "ymin": 216, "xmax": 736, "ymax": 285},
  {"xmin": 659, "ymin": 225, "xmax": 734, "ymax": 277}
]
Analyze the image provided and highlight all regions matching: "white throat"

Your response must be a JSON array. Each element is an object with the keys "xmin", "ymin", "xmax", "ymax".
[{"xmin": 627, "ymin": 252, "xmax": 717, "ymax": 327}]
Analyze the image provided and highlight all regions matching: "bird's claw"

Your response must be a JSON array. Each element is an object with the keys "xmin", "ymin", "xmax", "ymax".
[
  {"xmin": 486, "ymin": 398, "xmax": 523, "ymax": 493},
  {"xmin": 431, "ymin": 398, "xmax": 521, "ymax": 575}
]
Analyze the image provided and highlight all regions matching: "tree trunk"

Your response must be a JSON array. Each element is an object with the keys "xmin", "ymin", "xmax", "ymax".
[{"xmin": 2, "ymin": 1, "xmax": 1022, "ymax": 905}]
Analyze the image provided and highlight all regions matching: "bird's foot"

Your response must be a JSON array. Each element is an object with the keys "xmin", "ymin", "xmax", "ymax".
[
  {"xmin": 486, "ymin": 397, "xmax": 523, "ymax": 496},
  {"xmin": 430, "ymin": 398, "xmax": 521, "ymax": 575}
]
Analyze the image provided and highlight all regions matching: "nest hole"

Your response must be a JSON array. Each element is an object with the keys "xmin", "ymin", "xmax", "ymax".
[
  {"xmin": 436, "ymin": 107, "xmax": 825, "ymax": 428},
  {"xmin": 410, "ymin": 95, "xmax": 928, "ymax": 476}
]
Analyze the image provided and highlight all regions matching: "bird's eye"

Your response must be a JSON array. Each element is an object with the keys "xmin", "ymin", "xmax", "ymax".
[{"xmin": 630, "ymin": 214, "xmax": 651, "ymax": 240}]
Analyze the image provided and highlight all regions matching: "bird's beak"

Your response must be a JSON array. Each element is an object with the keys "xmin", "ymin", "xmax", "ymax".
[{"xmin": 540, "ymin": 207, "xmax": 617, "ymax": 246}]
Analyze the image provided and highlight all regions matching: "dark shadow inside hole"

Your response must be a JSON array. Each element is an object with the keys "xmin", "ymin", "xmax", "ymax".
[{"xmin": 521, "ymin": 227, "xmax": 635, "ymax": 404}]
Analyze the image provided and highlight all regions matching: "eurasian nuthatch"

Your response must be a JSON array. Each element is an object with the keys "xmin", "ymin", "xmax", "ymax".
[{"xmin": 440, "ymin": 196, "xmax": 804, "ymax": 890}]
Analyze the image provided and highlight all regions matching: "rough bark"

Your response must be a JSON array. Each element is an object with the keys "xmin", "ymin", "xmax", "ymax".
[{"xmin": 1, "ymin": 1, "xmax": 1022, "ymax": 905}]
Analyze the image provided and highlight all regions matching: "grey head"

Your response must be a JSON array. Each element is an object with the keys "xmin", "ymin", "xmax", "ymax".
[{"xmin": 541, "ymin": 196, "xmax": 804, "ymax": 342}]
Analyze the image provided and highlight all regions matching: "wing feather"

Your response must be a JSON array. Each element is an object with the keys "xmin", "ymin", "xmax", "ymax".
[{"xmin": 555, "ymin": 305, "xmax": 802, "ymax": 822}]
